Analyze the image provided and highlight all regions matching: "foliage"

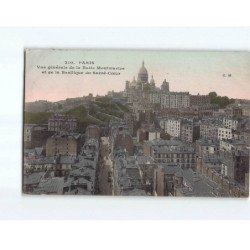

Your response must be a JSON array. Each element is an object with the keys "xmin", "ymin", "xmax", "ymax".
[
  {"xmin": 95, "ymin": 96, "xmax": 112, "ymax": 103},
  {"xmin": 24, "ymin": 112, "xmax": 52, "ymax": 124},
  {"xmin": 24, "ymin": 98, "xmax": 131, "ymax": 133},
  {"xmin": 64, "ymin": 105, "xmax": 88, "ymax": 117},
  {"xmin": 64, "ymin": 105, "xmax": 102, "ymax": 133},
  {"xmin": 115, "ymin": 102, "xmax": 131, "ymax": 113},
  {"xmin": 160, "ymin": 132, "xmax": 171, "ymax": 140},
  {"xmin": 208, "ymin": 92, "xmax": 235, "ymax": 108},
  {"xmin": 94, "ymin": 100, "xmax": 129, "ymax": 118}
]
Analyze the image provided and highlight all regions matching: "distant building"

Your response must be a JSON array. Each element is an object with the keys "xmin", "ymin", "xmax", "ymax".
[
  {"xmin": 144, "ymin": 109, "xmax": 154, "ymax": 124},
  {"xmin": 113, "ymin": 151, "xmax": 147, "ymax": 196},
  {"xmin": 23, "ymin": 172, "xmax": 45, "ymax": 193},
  {"xmin": 115, "ymin": 132, "xmax": 134, "ymax": 156},
  {"xmin": 218, "ymin": 127, "xmax": 233, "ymax": 140},
  {"xmin": 161, "ymin": 79, "xmax": 169, "ymax": 92},
  {"xmin": 124, "ymin": 61, "xmax": 190, "ymax": 110},
  {"xmin": 124, "ymin": 113, "xmax": 138, "ymax": 136},
  {"xmin": 172, "ymin": 168, "xmax": 225, "ymax": 197},
  {"xmin": 24, "ymin": 124, "xmax": 53, "ymax": 149},
  {"xmin": 161, "ymin": 92, "xmax": 190, "ymax": 109},
  {"xmin": 233, "ymin": 106, "xmax": 243, "ymax": 117},
  {"xmin": 195, "ymin": 104, "xmax": 219, "ymax": 117},
  {"xmin": 196, "ymin": 154, "xmax": 248, "ymax": 197},
  {"xmin": 160, "ymin": 118, "xmax": 200, "ymax": 143},
  {"xmin": 195, "ymin": 138, "xmax": 220, "ymax": 157},
  {"xmin": 24, "ymin": 124, "xmax": 35, "ymax": 142},
  {"xmin": 86, "ymin": 125, "xmax": 101, "ymax": 140},
  {"xmin": 223, "ymin": 117, "xmax": 238, "ymax": 130},
  {"xmin": 160, "ymin": 118, "xmax": 181, "ymax": 138},
  {"xmin": 190, "ymin": 94, "xmax": 210, "ymax": 106},
  {"xmin": 149, "ymin": 91, "xmax": 161, "ymax": 104},
  {"xmin": 82, "ymin": 138, "xmax": 99, "ymax": 152},
  {"xmin": 225, "ymin": 105, "xmax": 243, "ymax": 117},
  {"xmin": 233, "ymin": 130, "xmax": 250, "ymax": 146},
  {"xmin": 180, "ymin": 120, "xmax": 200, "ymax": 143},
  {"xmin": 196, "ymin": 154, "xmax": 222, "ymax": 175},
  {"xmin": 221, "ymin": 149, "xmax": 249, "ymax": 184},
  {"xmin": 48, "ymin": 113, "xmax": 77, "ymax": 132},
  {"xmin": 219, "ymin": 139, "xmax": 247, "ymax": 152},
  {"xmin": 242, "ymin": 106, "xmax": 250, "ymax": 117},
  {"xmin": 109, "ymin": 119, "xmax": 134, "ymax": 156},
  {"xmin": 213, "ymin": 109, "xmax": 226, "ymax": 117},
  {"xmin": 153, "ymin": 164, "xmax": 181, "ymax": 196},
  {"xmin": 136, "ymin": 124, "xmax": 161, "ymax": 143},
  {"xmin": 46, "ymin": 134, "xmax": 80, "ymax": 157},
  {"xmin": 143, "ymin": 139, "xmax": 196, "ymax": 169},
  {"xmin": 245, "ymin": 173, "xmax": 249, "ymax": 196},
  {"xmin": 200, "ymin": 118, "xmax": 222, "ymax": 140}
]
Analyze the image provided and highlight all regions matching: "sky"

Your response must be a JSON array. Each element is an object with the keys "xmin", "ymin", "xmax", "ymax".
[{"xmin": 25, "ymin": 49, "xmax": 250, "ymax": 102}]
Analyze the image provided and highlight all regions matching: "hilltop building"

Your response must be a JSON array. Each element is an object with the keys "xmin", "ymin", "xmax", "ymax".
[{"xmin": 124, "ymin": 61, "xmax": 190, "ymax": 109}]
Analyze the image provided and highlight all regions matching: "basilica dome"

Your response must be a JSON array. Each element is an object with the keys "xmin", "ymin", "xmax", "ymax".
[{"xmin": 137, "ymin": 61, "xmax": 148, "ymax": 83}]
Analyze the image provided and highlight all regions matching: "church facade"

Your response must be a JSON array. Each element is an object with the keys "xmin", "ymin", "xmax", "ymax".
[{"xmin": 124, "ymin": 61, "xmax": 190, "ymax": 109}]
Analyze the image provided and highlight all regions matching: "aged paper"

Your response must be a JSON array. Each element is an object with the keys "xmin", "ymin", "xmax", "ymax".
[{"xmin": 23, "ymin": 49, "xmax": 250, "ymax": 197}]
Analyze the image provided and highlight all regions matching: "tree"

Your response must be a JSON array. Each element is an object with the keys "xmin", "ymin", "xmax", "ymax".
[
  {"xmin": 208, "ymin": 92, "xmax": 218, "ymax": 103},
  {"xmin": 208, "ymin": 92, "xmax": 217, "ymax": 98},
  {"xmin": 208, "ymin": 91, "xmax": 235, "ymax": 108},
  {"xmin": 160, "ymin": 132, "xmax": 171, "ymax": 140}
]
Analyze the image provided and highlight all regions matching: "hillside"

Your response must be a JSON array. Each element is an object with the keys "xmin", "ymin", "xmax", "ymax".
[
  {"xmin": 24, "ymin": 111, "xmax": 53, "ymax": 124},
  {"xmin": 24, "ymin": 98, "xmax": 131, "ymax": 133},
  {"xmin": 64, "ymin": 105, "xmax": 103, "ymax": 133}
]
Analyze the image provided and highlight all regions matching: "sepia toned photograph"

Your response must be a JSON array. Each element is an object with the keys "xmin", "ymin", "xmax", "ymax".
[{"xmin": 23, "ymin": 49, "xmax": 250, "ymax": 197}]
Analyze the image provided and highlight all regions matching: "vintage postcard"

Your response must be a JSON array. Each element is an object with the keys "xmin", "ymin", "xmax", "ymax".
[{"xmin": 23, "ymin": 49, "xmax": 250, "ymax": 197}]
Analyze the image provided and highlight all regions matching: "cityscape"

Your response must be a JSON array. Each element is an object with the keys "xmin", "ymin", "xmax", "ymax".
[{"xmin": 23, "ymin": 56, "xmax": 250, "ymax": 197}]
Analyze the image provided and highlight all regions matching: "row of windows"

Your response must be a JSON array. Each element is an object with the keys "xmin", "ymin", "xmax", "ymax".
[
  {"xmin": 156, "ymin": 159, "xmax": 193, "ymax": 167},
  {"xmin": 154, "ymin": 153, "xmax": 194, "ymax": 159}
]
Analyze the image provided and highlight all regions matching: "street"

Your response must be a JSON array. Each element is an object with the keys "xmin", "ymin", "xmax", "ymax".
[{"xmin": 96, "ymin": 137, "xmax": 113, "ymax": 195}]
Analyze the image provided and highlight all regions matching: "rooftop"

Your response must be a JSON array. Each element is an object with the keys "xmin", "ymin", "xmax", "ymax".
[
  {"xmin": 34, "ymin": 177, "xmax": 64, "ymax": 194},
  {"xmin": 146, "ymin": 139, "xmax": 186, "ymax": 147},
  {"xmin": 122, "ymin": 188, "xmax": 148, "ymax": 196},
  {"xmin": 175, "ymin": 169, "xmax": 224, "ymax": 197},
  {"xmin": 220, "ymin": 139, "xmax": 247, "ymax": 145},
  {"xmin": 127, "ymin": 155, "xmax": 155, "ymax": 165},
  {"xmin": 23, "ymin": 172, "xmax": 45, "ymax": 186},
  {"xmin": 160, "ymin": 163, "xmax": 182, "ymax": 175},
  {"xmin": 153, "ymin": 146, "xmax": 195, "ymax": 154},
  {"xmin": 26, "ymin": 155, "xmax": 77, "ymax": 165},
  {"xmin": 196, "ymin": 138, "xmax": 220, "ymax": 146}
]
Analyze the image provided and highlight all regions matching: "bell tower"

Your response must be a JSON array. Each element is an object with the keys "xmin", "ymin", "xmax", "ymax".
[{"xmin": 161, "ymin": 79, "xmax": 169, "ymax": 92}]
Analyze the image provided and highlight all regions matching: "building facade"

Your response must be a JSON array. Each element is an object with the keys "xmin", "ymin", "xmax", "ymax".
[
  {"xmin": 160, "ymin": 118, "xmax": 181, "ymax": 138},
  {"xmin": 223, "ymin": 117, "xmax": 238, "ymax": 130},
  {"xmin": 160, "ymin": 92, "xmax": 190, "ymax": 109},
  {"xmin": 86, "ymin": 125, "xmax": 101, "ymax": 140},
  {"xmin": 180, "ymin": 121, "xmax": 200, "ymax": 143},
  {"xmin": 190, "ymin": 94, "xmax": 210, "ymax": 106},
  {"xmin": 218, "ymin": 127, "xmax": 233, "ymax": 140},
  {"xmin": 46, "ymin": 134, "xmax": 80, "ymax": 157},
  {"xmin": 143, "ymin": 139, "xmax": 196, "ymax": 169},
  {"xmin": 125, "ymin": 61, "xmax": 190, "ymax": 110},
  {"xmin": 48, "ymin": 114, "xmax": 77, "ymax": 132}
]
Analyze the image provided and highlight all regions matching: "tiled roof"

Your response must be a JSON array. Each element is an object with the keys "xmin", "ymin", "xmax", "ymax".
[{"xmin": 23, "ymin": 172, "xmax": 45, "ymax": 185}]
